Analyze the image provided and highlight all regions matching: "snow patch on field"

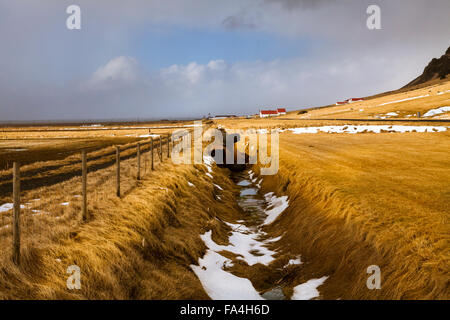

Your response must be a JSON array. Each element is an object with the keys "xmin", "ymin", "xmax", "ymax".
[
  {"xmin": 138, "ymin": 134, "xmax": 160, "ymax": 138},
  {"xmin": 0, "ymin": 203, "xmax": 25, "ymax": 212},
  {"xmin": 288, "ymin": 125, "xmax": 447, "ymax": 134},
  {"xmin": 291, "ymin": 276, "xmax": 328, "ymax": 300},
  {"xmin": 423, "ymin": 106, "xmax": 450, "ymax": 117},
  {"xmin": 188, "ymin": 181, "xmax": 195, "ymax": 187},
  {"xmin": 31, "ymin": 210, "xmax": 51, "ymax": 216},
  {"xmin": 0, "ymin": 203, "xmax": 14, "ymax": 213},
  {"xmin": 81, "ymin": 124, "xmax": 103, "ymax": 127},
  {"xmin": 4, "ymin": 148, "xmax": 28, "ymax": 152},
  {"xmin": 378, "ymin": 94, "xmax": 429, "ymax": 106}
]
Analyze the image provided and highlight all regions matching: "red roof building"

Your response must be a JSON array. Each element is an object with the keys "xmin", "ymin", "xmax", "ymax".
[
  {"xmin": 260, "ymin": 110, "xmax": 279, "ymax": 117},
  {"xmin": 348, "ymin": 98, "xmax": 364, "ymax": 103},
  {"xmin": 277, "ymin": 108, "xmax": 287, "ymax": 114},
  {"xmin": 336, "ymin": 98, "xmax": 364, "ymax": 105}
]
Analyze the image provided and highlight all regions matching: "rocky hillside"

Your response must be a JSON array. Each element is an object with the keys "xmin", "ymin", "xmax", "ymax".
[{"xmin": 404, "ymin": 46, "xmax": 450, "ymax": 88}]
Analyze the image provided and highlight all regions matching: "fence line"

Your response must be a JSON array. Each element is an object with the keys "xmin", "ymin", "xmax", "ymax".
[
  {"xmin": 12, "ymin": 162, "xmax": 20, "ymax": 265},
  {"xmin": 5, "ymin": 133, "xmax": 182, "ymax": 265},
  {"xmin": 115, "ymin": 146, "xmax": 121, "ymax": 197},
  {"xmin": 82, "ymin": 150, "xmax": 87, "ymax": 221},
  {"xmin": 151, "ymin": 137, "xmax": 154, "ymax": 170},
  {"xmin": 159, "ymin": 137, "xmax": 163, "ymax": 161},
  {"xmin": 137, "ymin": 143, "xmax": 141, "ymax": 181},
  {"xmin": 3, "ymin": 120, "xmax": 207, "ymax": 265}
]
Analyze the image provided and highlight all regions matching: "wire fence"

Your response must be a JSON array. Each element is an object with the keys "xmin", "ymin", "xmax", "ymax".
[{"xmin": 2, "ymin": 133, "xmax": 176, "ymax": 265}]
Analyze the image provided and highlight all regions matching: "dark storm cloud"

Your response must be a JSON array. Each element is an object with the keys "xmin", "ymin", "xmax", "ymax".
[{"xmin": 222, "ymin": 14, "xmax": 257, "ymax": 30}]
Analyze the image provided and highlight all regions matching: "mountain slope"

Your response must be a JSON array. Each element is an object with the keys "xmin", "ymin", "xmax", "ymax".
[{"xmin": 404, "ymin": 46, "xmax": 450, "ymax": 88}]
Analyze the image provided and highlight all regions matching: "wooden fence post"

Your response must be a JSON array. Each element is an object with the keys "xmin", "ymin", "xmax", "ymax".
[
  {"xmin": 167, "ymin": 134, "xmax": 170, "ymax": 158},
  {"xmin": 151, "ymin": 137, "xmax": 154, "ymax": 170},
  {"xmin": 82, "ymin": 150, "xmax": 88, "ymax": 221},
  {"xmin": 159, "ymin": 137, "xmax": 163, "ymax": 161},
  {"xmin": 116, "ymin": 146, "xmax": 121, "ymax": 197},
  {"xmin": 137, "ymin": 143, "xmax": 141, "ymax": 180},
  {"xmin": 144, "ymin": 142, "xmax": 147, "ymax": 174},
  {"xmin": 12, "ymin": 162, "xmax": 20, "ymax": 265}
]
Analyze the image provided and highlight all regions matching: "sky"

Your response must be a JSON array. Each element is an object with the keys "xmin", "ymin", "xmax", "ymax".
[{"xmin": 0, "ymin": 0, "xmax": 449, "ymax": 121}]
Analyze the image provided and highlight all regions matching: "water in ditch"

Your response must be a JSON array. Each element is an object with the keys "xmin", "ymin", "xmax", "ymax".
[{"xmin": 191, "ymin": 168, "xmax": 291, "ymax": 300}]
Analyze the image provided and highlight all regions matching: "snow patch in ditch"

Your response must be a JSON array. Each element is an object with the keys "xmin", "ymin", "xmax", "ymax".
[
  {"xmin": 285, "ymin": 256, "xmax": 302, "ymax": 267},
  {"xmin": 191, "ymin": 219, "xmax": 280, "ymax": 299},
  {"xmin": 213, "ymin": 183, "xmax": 223, "ymax": 190},
  {"xmin": 203, "ymin": 155, "xmax": 214, "ymax": 173},
  {"xmin": 191, "ymin": 250, "xmax": 263, "ymax": 300},
  {"xmin": 201, "ymin": 224, "xmax": 279, "ymax": 267},
  {"xmin": 237, "ymin": 180, "xmax": 252, "ymax": 186},
  {"xmin": 192, "ymin": 169, "xmax": 327, "ymax": 300},
  {"xmin": 263, "ymin": 192, "xmax": 289, "ymax": 225},
  {"xmin": 291, "ymin": 276, "xmax": 328, "ymax": 300},
  {"xmin": 240, "ymin": 188, "xmax": 258, "ymax": 196}
]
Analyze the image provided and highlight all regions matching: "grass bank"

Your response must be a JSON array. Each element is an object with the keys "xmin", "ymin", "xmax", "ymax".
[
  {"xmin": 0, "ymin": 156, "xmax": 241, "ymax": 299},
  {"xmin": 255, "ymin": 131, "xmax": 449, "ymax": 299}
]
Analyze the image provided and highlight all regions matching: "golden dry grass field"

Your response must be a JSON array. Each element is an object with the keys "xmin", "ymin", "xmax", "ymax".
[
  {"xmin": 256, "ymin": 131, "xmax": 450, "ymax": 299},
  {"xmin": 0, "ymin": 80, "xmax": 449, "ymax": 300},
  {"xmin": 212, "ymin": 80, "xmax": 450, "ymax": 299},
  {"xmin": 0, "ymin": 120, "xmax": 196, "ymax": 170},
  {"xmin": 284, "ymin": 79, "xmax": 450, "ymax": 120}
]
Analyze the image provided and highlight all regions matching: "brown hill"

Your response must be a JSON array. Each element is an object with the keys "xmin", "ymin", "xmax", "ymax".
[{"xmin": 404, "ymin": 46, "xmax": 450, "ymax": 88}]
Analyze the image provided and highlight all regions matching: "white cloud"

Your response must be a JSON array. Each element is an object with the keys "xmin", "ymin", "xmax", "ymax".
[
  {"xmin": 63, "ymin": 44, "xmax": 439, "ymax": 120},
  {"xmin": 89, "ymin": 56, "xmax": 140, "ymax": 89},
  {"xmin": 109, "ymin": 50, "xmax": 410, "ymax": 117},
  {"xmin": 207, "ymin": 60, "xmax": 227, "ymax": 71}
]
